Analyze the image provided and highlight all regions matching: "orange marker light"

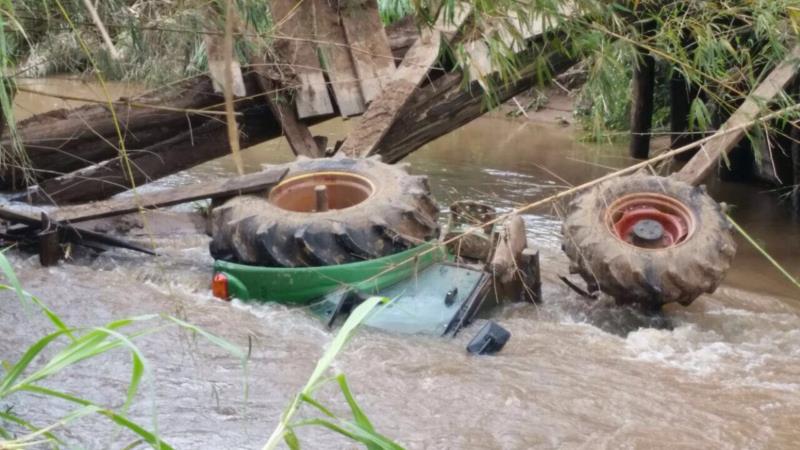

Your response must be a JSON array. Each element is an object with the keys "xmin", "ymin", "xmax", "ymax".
[{"xmin": 211, "ymin": 273, "xmax": 230, "ymax": 300}]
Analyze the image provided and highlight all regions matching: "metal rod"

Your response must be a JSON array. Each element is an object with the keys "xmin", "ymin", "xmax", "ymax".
[{"xmin": 314, "ymin": 185, "xmax": 329, "ymax": 212}]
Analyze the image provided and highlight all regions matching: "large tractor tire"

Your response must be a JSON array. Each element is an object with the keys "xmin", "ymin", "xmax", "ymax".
[
  {"xmin": 562, "ymin": 174, "xmax": 736, "ymax": 308},
  {"xmin": 210, "ymin": 155, "xmax": 440, "ymax": 267}
]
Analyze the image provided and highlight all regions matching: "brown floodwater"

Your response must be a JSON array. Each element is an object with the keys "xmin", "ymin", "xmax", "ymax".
[{"xmin": 2, "ymin": 80, "xmax": 800, "ymax": 449}]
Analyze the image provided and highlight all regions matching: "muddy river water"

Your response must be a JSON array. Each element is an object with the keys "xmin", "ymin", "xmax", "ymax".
[{"xmin": 2, "ymin": 79, "xmax": 800, "ymax": 448}]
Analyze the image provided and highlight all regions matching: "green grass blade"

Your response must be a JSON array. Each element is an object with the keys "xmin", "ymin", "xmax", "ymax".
[
  {"xmin": 292, "ymin": 418, "xmax": 365, "ymax": 445},
  {"xmin": 0, "ymin": 329, "xmax": 70, "ymax": 396},
  {"xmin": 16, "ymin": 319, "xmax": 159, "ymax": 392},
  {"xmin": 263, "ymin": 297, "xmax": 385, "ymax": 450},
  {"xmin": 727, "ymin": 214, "xmax": 800, "ymax": 291},
  {"xmin": 297, "ymin": 393, "xmax": 337, "ymax": 418},
  {"xmin": 293, "ymin": 418, "xmax": 403, "ymax": 450},
  {"xmin": 164, "ymin": 316, "xmax": 246, "ymax": 363},
  {"xmin": 21, "ymin": 385, "xmax": 173, "ymax": 450},
  {"xmin": 283, "ymin": 427, "xmax": 301, "ymax": 450},
  {"xmin": 335, "ymin": 374, "xmax": 375, "ymax": 434},
  {"xmin": 0, "ymin": 411, "xmax": 63, "ymax": 444},
  {"xmin": 0, "ymin": 251, "xmax": 73, "ymax": 338},
  {"xmin": 3, "ymin": 405, "xmax": 98, "ymax": 448},
  {"xmin": 91, "ymin": 326, "xmax": 148, "ymax": 414},
  {"xmin": 301, "ymin": 297, "xmax": 384, "ymax": 394}
]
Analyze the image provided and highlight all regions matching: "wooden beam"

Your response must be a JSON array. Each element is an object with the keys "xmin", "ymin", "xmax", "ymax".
[
  {"xmin": 271, "ymin": 0, "xmax": 334, "ymax": 118},
  {"xmin": 339, "ymin": 28, "xmax": 443, "ymax": 157},
  {"xmin": 340, "ymin": 0, "xmax": 397, "ymax": 103},
  {"xmin": 314, "ymin": 0, "xmax": 366, "ymax": 117},
  {"xmin": 256, "ymin": 72, "xmax": 324, "ymax": 158},
  {"xmin": 674, "ymin": 45, "xmax": 800, "ymax": 185},
  {"xmin": 1, "ymin": 78, "xmax": 223, "ymax": 188},
  {"xmin": 339, "ymin": 5, "xmax": 471, "ymax": 157},
  {"xmin": 51, "ymin": 168, "xmax": 287, "ymax": 224}
]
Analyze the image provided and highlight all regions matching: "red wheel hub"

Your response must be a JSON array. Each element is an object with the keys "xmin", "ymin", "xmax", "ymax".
[{"xmin": 605, "ymin": 193, "xmax": 695, "ymax": 249}]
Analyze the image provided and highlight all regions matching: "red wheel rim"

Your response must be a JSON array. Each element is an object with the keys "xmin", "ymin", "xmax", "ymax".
[{"xmin": 605, "ymin": 193, "xmax": 695, "ymax": 249}]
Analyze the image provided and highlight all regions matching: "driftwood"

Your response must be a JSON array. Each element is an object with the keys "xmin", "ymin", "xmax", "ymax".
[
  {"xmin": 489, "ymin": 215, "xmax": 527, "ymax": 284},
  {"xmin": 674, "ymin": 45, "xmax": 800, "ymax": 185}
]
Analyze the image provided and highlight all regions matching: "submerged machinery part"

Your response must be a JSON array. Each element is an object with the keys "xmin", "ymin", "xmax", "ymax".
[
  {"xmin": 209, "ymin": 155, "xmax": 440, "ymax": 267},
  {"xmin": 561, "ymin": 174, "xmax": 737, "ymax": 308}
]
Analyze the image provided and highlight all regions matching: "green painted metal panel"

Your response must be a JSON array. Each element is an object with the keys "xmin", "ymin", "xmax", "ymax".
[{"xmin": 214, "ymin": 242, "xmax": 447, "ymax": 304}]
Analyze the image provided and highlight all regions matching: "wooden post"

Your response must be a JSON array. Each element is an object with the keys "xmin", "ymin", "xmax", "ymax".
[
  {"xmin": 520, "ymin": 248, "xmax": 541, "ymax": 303},
  {"xmin": 670, "ymin": 70, "xmax": 698, "ymax": 162},
  {"xmin": 791, "ymin": 122, "xmax": 800, "ymax": 213},
  {"xmin": 629, "ymin": 50, "xmax": 656, "ymax": 159},
  {"xmin": 38, "ymin": 213, "xmax": 62, "ymax": 266},
  {"xmin": 628, "ymin": 6, "xmax": 658, "ymax": 160}
]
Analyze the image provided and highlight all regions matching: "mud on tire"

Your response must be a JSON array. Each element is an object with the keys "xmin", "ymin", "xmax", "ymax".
[
  {"xmin": 210, "ymin": 155, "xmax": 440, "ymax": 267},
  {"xmin": 561, "ymin": 174, "xmax": 736, "ymax": 308}
]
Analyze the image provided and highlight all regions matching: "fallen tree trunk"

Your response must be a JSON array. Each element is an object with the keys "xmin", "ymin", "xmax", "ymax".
[
  {"xmin": 2, "ymin": 77, "xmax": 225, "ymax": 188},
  {"xmin": 23, "ymin": 101, "xmax": 282, "ymax": 204}
]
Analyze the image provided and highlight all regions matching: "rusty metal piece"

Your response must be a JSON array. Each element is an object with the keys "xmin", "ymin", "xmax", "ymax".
[
  {"xmin": 448, "ymin": 200, "xmax": 496, "ymax": 234},
  {"xmin": 268, "ymin": 171, "xmax": 374, "ymax": 213}
]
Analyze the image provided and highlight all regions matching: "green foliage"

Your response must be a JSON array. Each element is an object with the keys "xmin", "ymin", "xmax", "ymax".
[
  {"xmin": 377, "ymin": 0, "xmax": 414, "ymax": 25},
  {"xmin": 0, "ymin": 250, "xmax": 247, "ymax": 448},
  {"xmin": 405, "ymin": 0, "xmax": 800, "ymax": 141},
  {"xmin": 264, "ymin": 296, "xmax": 402, "ymax": 450},
  {"xmin": 7, "ymin": 0, "xmax": 273, "ymax": 85}
]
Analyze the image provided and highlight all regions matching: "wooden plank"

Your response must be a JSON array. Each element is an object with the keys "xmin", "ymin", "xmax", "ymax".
[
  {"xmin": 463, "ymin": 10, "xmax": 552, "ymax": 85},
  {"xmin": 314, "ymin": 0, "xmax": 365, "ymax": 117},
  {"xmin": 52, "ymin": 168, "xmax": 288, "ymax": 224},
  {"xmin": 205, "ymin": 34, "xmax": 247, "ymax": 97},
  {"xmin": 256, "ymin": 71, "xmax": 324, "ymax": 157},
  {"xmin": 340, "ymin": 0, "xmax": 397, "ymax": 103},
  {"xmin": 339, "ymin": 28, "xmax": 443, "ymax": 157},
  {"xmin": 339, "ymin": 5, "xmax": 472, "ymax": 157},
  {"xmin": 674, "ymin": 45, "xmax": 800, "ymax": 185},
  {"xmin": 271, "ymin": 0, "xmax": 334, "ymax": 118}
]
